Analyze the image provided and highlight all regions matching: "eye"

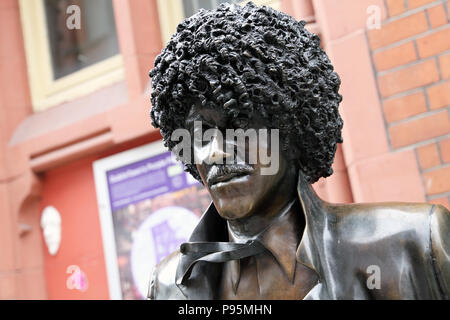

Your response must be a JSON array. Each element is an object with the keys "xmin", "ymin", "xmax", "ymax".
[{"xmin": 232, "ymin": 117, "xmax": 249, "ymax": 129}]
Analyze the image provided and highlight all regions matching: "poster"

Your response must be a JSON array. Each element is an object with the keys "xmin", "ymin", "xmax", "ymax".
[{"xmin": 93, "ymin": 141, "xmax": 211, "ymax": 300}]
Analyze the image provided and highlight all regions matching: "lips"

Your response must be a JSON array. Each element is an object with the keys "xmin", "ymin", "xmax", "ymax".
[{"xmin": 206, "ymin": 164, "xmax": 254, "ymax": 187}]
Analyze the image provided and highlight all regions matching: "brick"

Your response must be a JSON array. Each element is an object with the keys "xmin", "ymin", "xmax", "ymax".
[
  {"xmin": 378, "ymin": 59, "xmax": 439, "ymax": 97},
  {"xmin": 383, "ymin": 91, "xmax": 427, "ymax": 122},
  {"xmin": 409, "ymin": 0, "xmax": 438, "ymax": 9},
  {"xmin": 439, "ymin": 53, "xmax": 450, "ymax": 79},
  {"xmin": 389, "ymin": 110, "xmax": 450, "ymax": 148},
  {"xmin": 423, "ymin": 165, "xmax": 450, "ymax": 195},
  {"xmin": 367, "ymin": 11, "xmax": 428, "ymax": 49},
  {"xmin": 416, "ymin": 27, "xmax": 450, "ymax": 58},
  {"xmin": 427, "ymin": 4, "xmax": 448, "ymax": 28},
  {"xmin": 373, "ymin": 41, "xmax": 418, "ymax": 71},
  {"xmin": 440, "ymin": 138, "xmax": 450, "ymax": 162},
  {"xmin": 386, "ymin": 0, "xmax": 406, "ymax": 16},
  {"xmin": 427, "ymin": 81, "xmax": 450, "ymax": 110},
  {"xmin": 429, "ymin": 196, "xmax": 450, "ymax": 209},
  {"xmin": 417, "ymin": 143, "xmax": 441, "ymax": 169}
]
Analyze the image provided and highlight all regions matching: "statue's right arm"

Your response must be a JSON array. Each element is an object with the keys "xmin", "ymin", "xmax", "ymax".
[
  {"xmin": 147, "ymin": 250, "xmax": 185, "ymax": 300},
  {"xmin": 430, "ymin": 204, "xmax": 450, "ymax": 299}
]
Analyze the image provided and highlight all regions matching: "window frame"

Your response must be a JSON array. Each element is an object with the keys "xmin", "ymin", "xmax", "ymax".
[
  {"xmin": 156, "ymin": 0, "xmax": 282, "ymax": 45},
  {"xmin": 19, "ymin": 0, "xmax": 124, "ymax": 112}
]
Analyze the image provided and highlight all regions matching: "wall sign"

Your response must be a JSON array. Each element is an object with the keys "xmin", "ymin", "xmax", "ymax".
[{"xmin": 93, "ymin": 141, "xmax": 211, "ymax": 299}]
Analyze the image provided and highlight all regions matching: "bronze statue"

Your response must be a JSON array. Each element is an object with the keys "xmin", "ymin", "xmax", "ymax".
[{"xmin": 147, "ymin": 2, "xmax": 449, "ymax": 300}]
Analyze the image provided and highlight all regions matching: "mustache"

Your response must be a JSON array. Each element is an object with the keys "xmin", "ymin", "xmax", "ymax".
[{"xmin": 206, "ymin": 164, "xmax": 254, "ymax": 187}]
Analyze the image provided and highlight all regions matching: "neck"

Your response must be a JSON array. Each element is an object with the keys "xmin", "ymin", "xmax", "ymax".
[
  {"xmin": 227, "ymin": 196, "xmax": 298, "ymax": 242},
  {"xmin": 226, "ymin": 164, "xmax": 301, "ymax": 241}
]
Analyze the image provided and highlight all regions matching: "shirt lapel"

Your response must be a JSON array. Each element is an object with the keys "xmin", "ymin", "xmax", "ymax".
[
  {"xmin": 259, "ymin": 201, "xmax": 302, "ymax": 284},
  {"xmin": 295, "ymin": 171, "xmax": 327, "ymax": 298},
  {"xmin": 175, "ymin": 202, "xmax": 228, "ymax": 299}
]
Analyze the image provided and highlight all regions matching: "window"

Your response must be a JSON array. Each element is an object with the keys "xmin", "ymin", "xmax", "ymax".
[
  {"xmin": 19, "ymin": 0, "xmax": 124, "ymax": 111},
  {"xmin": 44, "ymin": 0, "xmax": 119, "ymax": 80},
  {"xmin": 182, "ymin": 0, "xmax": 234, "ymax": 18},
  {"xmin": 156, "ymin": 0, "xmax": 281, "ymax": 45}
]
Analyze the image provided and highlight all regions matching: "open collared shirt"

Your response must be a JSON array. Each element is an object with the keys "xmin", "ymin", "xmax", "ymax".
[{"xmin": 219, "ymin": 199, "xmax": 318, "ymax": 299}]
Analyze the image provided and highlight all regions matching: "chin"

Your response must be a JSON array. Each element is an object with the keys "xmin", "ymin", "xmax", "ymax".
[{"xmin": 212, "ymin": 196, "xmax": 256, "ymax": 220}]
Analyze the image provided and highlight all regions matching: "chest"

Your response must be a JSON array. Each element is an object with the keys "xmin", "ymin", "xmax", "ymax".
[{"xmin": 219, "ymin": 255, "xmax": 318, "ymax": 300}]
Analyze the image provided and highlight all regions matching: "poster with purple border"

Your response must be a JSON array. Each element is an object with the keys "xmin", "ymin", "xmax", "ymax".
[{"xmin": 104, "ymin": 150, "xmax": 211, "ymax": 300}]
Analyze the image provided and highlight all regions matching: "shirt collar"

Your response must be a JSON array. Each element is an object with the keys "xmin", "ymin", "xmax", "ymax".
[
  {"xmin": 295, "ymin": 172, "xmax": 327, "ymax": 278},
  {"xmin": 227, "ymin": 199, "xmax": 303, "ymax": 293}
]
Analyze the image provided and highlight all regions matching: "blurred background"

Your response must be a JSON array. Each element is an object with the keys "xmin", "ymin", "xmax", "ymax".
[{"xmin": 0, "ymin": 0, "xmax": 448, "ymax": 299}]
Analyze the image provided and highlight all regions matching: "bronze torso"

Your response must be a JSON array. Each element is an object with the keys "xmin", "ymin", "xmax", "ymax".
[{"xmin": 148, "ymin": 176, "xmax": 450, "ymax": 300}]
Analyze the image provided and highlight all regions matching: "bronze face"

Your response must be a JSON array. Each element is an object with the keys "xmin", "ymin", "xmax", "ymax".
[{"xmin": 185, "ymin": 102, "xmax": 299, "ymax": 236}]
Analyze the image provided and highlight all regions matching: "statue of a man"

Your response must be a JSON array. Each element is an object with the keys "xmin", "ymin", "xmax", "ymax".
[{"xmin": 148, "ymin": 2, "xmax": 449, "ymax": 300}]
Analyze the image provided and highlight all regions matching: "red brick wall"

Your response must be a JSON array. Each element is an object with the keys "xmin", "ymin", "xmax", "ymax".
[{"xmin": 368, "ymin": 0, "xmax": 450, "ymax": 208}]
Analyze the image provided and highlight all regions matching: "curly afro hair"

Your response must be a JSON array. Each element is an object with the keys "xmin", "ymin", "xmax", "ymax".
[{"xmin": 149, "ymin": 2, "xmax": 343, "ymax": 183}]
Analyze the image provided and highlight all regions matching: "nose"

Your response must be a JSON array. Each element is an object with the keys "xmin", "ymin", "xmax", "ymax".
[
  {"xmin": 209, "ymin": 134, "xmax": 229, "ymax": 163},
  {"xmin": 201, "ymin": 129, "xmax": 233, "ymax": 165},
  {"xmin": 194, "ymin": 127, "xmax": 235, "ymax": 165}
]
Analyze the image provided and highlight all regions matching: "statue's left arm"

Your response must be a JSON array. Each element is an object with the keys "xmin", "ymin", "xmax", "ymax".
[{"xmin": 430, "ymin": 204, "xmax": 450, "ymax": 299}]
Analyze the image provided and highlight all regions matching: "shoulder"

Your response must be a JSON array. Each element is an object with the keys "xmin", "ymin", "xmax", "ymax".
[
  {"xmin": 326, "ymin": 202, "xmax": 438, "ymax": 243},
  {"xmin": 430, "ymin": 204, "xmax": 450, "ymax": 252},
  {"xmin": 329, "ymin": 201, "xmax": 436, "ymax": 222},
  {"xmin": 430, "ymin": 203, "xmax": 450, "ymax": 230},
  {"xmin": 306, "ymin": 202, "xmax": 450, "ymax": 298},
  {"xmin": 429, "ymin": 204, "xmax": 450, "ymax": 297},
  {"xmin": 148, "ymin": 250, "xmax": 185, "ymax": 300}
]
